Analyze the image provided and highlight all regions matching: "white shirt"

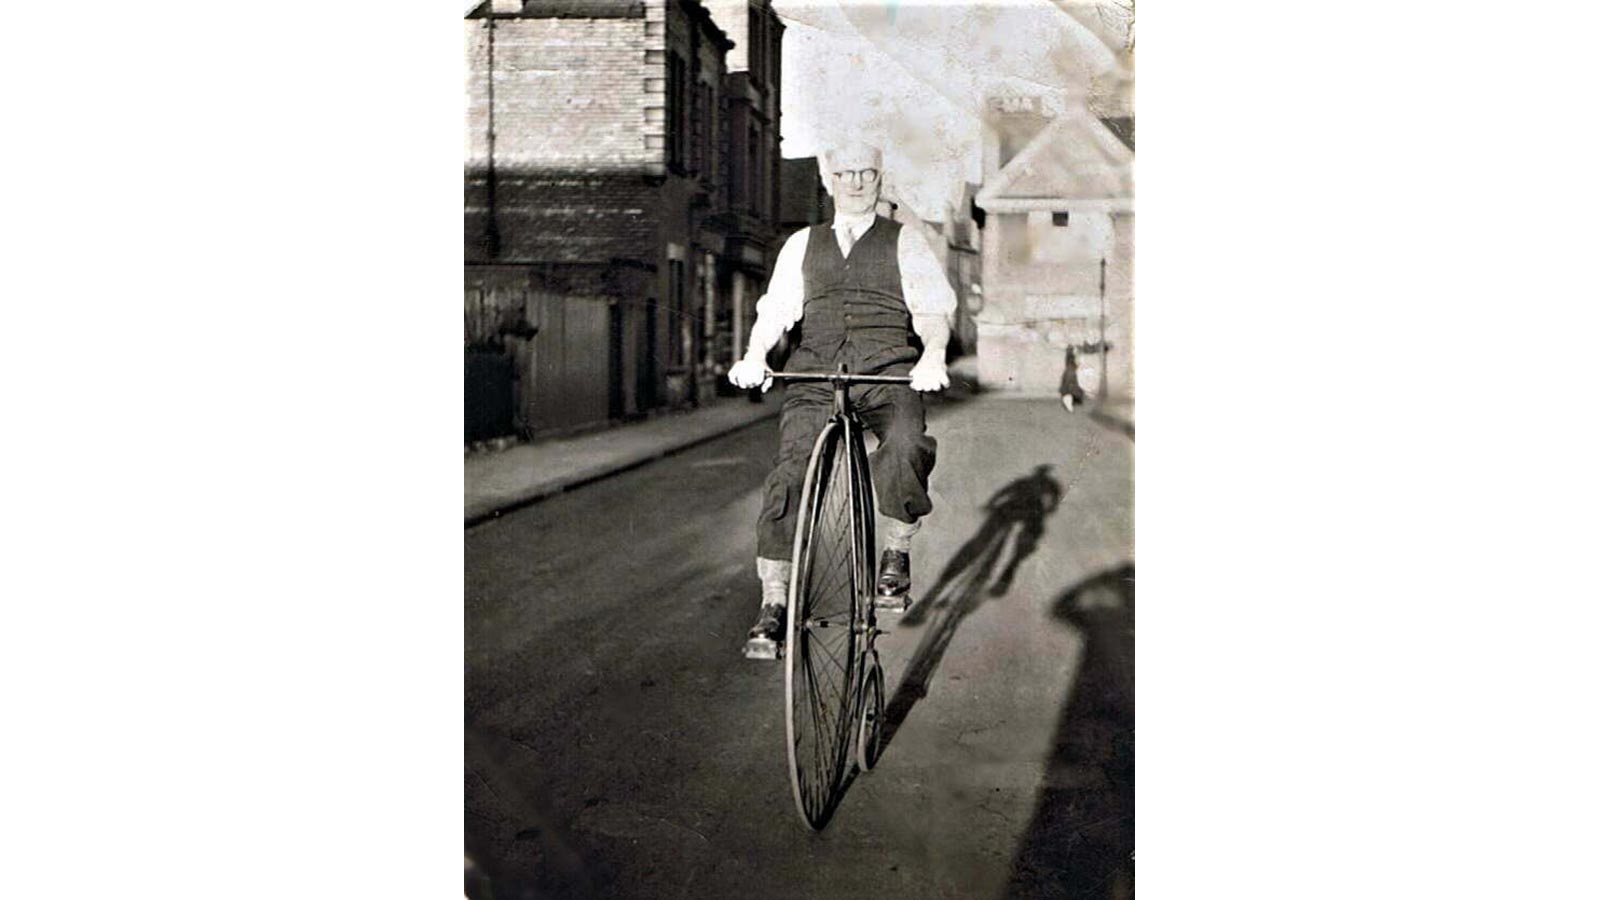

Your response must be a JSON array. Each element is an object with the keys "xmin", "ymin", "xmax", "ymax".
[
  {"xmin": 748, "ymin": 215, "xmax": 958, "ymax": 348},
  {"xmin": 830, "ymin": 210, "xmax": 878, "ymax": 257}
]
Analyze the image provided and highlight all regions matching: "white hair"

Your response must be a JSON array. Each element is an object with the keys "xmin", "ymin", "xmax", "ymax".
[{"xmin": 818, "ymin": 143, "xmax": 884, "ymax": 196}]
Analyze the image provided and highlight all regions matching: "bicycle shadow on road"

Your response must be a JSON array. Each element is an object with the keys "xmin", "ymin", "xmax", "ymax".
[
  {"xmin": 1001, "ymin": 563, "xmax": 1134, "ymax": 900},
  {"xmin": 879, "ymin": 465, "xmax": 1064, "ymax": 752}
]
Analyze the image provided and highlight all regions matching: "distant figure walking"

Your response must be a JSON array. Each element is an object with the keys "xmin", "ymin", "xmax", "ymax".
[
  {"xmin": 1060, "ymin": 333, "xmax": 1112, "ymax": 412},
  {"xmin": 1059, "ymin": 346, "xmax": 1085, "ymax": 412}
]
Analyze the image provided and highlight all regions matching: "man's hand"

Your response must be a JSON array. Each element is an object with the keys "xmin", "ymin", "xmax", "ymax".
[
  {"xmin": 908, "ymin": 356, "xmax": 949, "ymax": 392},
  {"xmin": 728, "ymin": 357, "xmax": 773, "ymax": 392},
  {"xmin": 908, "ymin": 313, "xmax": 951, "ymax": 393}
]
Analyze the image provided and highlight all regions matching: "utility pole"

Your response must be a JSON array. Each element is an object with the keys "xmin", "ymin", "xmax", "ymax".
[{"xmin": 1098, "ymin": 255, "xmax": 1108, "ymax": 403}]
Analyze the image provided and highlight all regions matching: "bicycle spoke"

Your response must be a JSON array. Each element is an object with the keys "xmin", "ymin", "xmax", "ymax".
[
  {"xmin": 805, "ymin": 653, "xmax": 834, "ymax": 787},
  {"xmin": 804, "ymin": 635, "xmax": 845, "ymax": 737},
  {"xmin": 802, "ymin": 650, "xmax": 844, "ymax": 714},
  {"xmin": 801, "ymin": 670, "xmax": 840, "ymax": 787},
  {"xmin": 800, "ymin": 636, "xmax": 838, "ymax": 777},
  {"xmin": 802, "ymin": 644, "xmax": 842, "ymax": 809},
  {"xmin": 801, "ymin": 648, "xmax": 822, "ymax": 780},
  {"xmin": 806, "ymin": 621, "xmax": 850, "ymax": 687},
  {"xmin": 804, "ymin": 635, "xmax": 849, "ymax": 680}
]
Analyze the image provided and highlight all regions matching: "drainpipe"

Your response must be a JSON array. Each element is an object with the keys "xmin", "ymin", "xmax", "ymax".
[{"xmin": 481, "ymin": 11, "xmax": 501, "ymax": 258}]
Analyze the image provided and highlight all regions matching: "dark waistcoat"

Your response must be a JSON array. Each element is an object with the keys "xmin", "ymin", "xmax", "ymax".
[{"xmin": 792, "ymin": 217, "xmax": 919, "ymax": 374}]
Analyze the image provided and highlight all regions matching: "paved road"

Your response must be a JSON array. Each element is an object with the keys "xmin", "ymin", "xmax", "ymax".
[{"xmin": 465, "ymin": 393, "xmax": 1134, "ymax": 900}]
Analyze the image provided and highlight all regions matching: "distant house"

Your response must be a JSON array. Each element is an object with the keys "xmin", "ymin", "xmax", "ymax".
[{"xmin": 975, "ymin": 99, "xmax": 1132, "ymax": 401}]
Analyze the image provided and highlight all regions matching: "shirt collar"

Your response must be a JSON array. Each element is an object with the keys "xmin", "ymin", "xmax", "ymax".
[{"xmin": 832, "ymin": 211, "xmax": 876, "ymax": 235}]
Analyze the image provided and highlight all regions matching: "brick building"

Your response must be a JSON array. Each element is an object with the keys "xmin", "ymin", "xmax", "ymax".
[
  {"xmin": 777, "ymin": 156, "xmax": 827, "ymax": 240},
  {"xmin": 698, "ymin": 0, "xmax": 783, "ymax": 377},
  {"xmin": 464, "ymin": 0, "xmax": 782, "ymax": 440}
]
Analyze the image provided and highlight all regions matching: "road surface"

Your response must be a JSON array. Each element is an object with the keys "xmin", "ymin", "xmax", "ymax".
[{"xmin": 466, "ymin": 392, "xmax": 1133, "ymax": 900}]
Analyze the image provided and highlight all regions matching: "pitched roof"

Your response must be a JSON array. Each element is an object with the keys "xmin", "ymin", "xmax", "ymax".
[{"xmin": 977, "ymin": 107, "xmax": 1132, "ymax": 211}]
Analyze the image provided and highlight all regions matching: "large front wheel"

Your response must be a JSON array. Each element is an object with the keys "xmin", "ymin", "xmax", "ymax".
[{"xmin": 784, "ymin": 419, "xmax": 864, "ymax": 830}]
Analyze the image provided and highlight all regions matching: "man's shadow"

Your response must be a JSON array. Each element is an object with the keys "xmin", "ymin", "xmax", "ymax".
[
  {"xmin": 881, "ymin": 465, "xmax": 1063, "ymax": 748},
  {"xmin": 1002, "ymin": 564, "xmax": 1134, "ymax": 900}
]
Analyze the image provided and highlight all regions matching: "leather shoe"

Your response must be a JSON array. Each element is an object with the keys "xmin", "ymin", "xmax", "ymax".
[
  {"xmin": 744, "ymin": 603, "xmax": 786, "ymax": 659},
  {"xmin": 875, "ymin": 550, "xmax": 911, "ymax": 610}
]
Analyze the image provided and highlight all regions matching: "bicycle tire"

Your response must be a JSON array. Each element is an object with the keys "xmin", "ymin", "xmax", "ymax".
[
  {"xmin": 847, "ymin": 418, "xmax": 877, "ymax": 618},
  {"xmin": 847, "ymin": 422, "xmax": 885, "ymax": 773},
  {"xmin": 856, "ymin": 653, "xmax": 885, "ymax": 772},
  {"xmin": 784, "ymin": 417, "xmax": 862, "ymax": 830}
]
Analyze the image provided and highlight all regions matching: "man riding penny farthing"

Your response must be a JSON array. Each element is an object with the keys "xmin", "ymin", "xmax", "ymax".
[{"xmin": 726, "ymin": 142, "xmax": 955, "ymax": 828}]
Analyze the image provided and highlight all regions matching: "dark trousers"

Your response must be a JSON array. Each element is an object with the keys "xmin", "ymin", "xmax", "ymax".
[{"xmin": 756, "ymin": 380, "xmax": 937, "ymax": 561}]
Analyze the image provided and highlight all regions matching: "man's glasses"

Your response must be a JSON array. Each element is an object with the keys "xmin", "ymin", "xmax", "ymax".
[{"xmin": 832, "ymin": 168, "xmax": 880, "ymax": 185}]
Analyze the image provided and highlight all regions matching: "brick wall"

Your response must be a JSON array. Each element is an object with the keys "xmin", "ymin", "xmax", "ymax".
[
  {"xmin": 464, "ymin": 16, "xmax": 651, "ymax": 168},
  {"xmin": 464, "ymin": 4, "xmax": 738, "ymax": 265},
  {"xmin": 468, "ymin": 168, "xmax": 663, "ymax": 263},
  {"xmin": 465, "ymin": 14, "xmax": 663, "ymax": 264}
]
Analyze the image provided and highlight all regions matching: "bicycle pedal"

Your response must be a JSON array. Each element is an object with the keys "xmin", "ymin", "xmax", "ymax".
[
  {"xmin": 743, "ymin": 637, "xmax": 782, "ymax": 660},
  {"xmin": 874, "ymin": 594, "xmax": 914, "ymax": 614}
]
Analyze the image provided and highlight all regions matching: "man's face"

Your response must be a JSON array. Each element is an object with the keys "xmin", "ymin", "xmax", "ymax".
[{"xmin": 828, "ymin": 146, "xmax": 882, "ymax": 217}]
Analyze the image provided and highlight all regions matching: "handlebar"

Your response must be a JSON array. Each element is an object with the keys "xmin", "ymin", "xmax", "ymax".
[{"xmin": 768, "ymin": 371, "xmax": 914, "ymax": 385}]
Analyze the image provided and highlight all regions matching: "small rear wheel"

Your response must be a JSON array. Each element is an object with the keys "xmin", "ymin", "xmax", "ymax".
[{"xmin": 856, "ymin": 657, "xmax": 884, "ymax": 772}]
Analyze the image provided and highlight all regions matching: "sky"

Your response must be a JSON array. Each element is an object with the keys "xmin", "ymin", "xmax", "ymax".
[{"xmin": 771, "ymin": 0, "xmax": 1131, "ymax": 220}]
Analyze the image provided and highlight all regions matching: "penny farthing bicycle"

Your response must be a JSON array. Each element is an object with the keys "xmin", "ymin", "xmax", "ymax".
[{"xmin": 768, "ymin": 366, "xmax": 911, "ymax": 830}]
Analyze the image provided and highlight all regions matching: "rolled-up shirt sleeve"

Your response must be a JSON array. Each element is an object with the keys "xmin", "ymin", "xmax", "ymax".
[
  {"xmin": 897, "ymin": 224, "xmax": 958, "ymax": 320},
  {"xmin": 747, "ymin": 228, "xmax": 809, "ymax": 352}
]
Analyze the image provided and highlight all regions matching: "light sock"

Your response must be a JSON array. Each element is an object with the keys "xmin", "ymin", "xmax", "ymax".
[
  {"xmin": 756, "ymin": 557, "xmax": 792, "ymax": 608},
  {"xmin": 882, "ymin": 517, "xmax": 920, "ymax": 553}
]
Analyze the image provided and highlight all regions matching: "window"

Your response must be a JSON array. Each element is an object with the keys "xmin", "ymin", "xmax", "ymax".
[
  {"xmin": 694, "ymin": 83, "xmax": 714, "ymax": 179},
  {"xmin": 749, "ymin": 11, "xmax": 763, "ymax": 82},
  {"xmin": 768, "ymin": 135, "xmax": 779, "ymax": 221},
  {"xmin": 747, "ymin": 124, "xmax": 760, "ymax": 213},
  {"xmin": 999, "ymin": 214, "xmax": 1031, "ymax": 266},
  {"xmin": 667, "ymin": 52, "xmax": 688, "ymax": 171},
  {"xmin": 706, "ymin": 85, "xmax": 719, "ymax": 188},
  {"xmin": 1052, "ymin": 211, "xmax": 1070, "ymax": 227},
  {"xmin": 690, "ymin": 77, "xmax": 703, "ymax": 174},
  {"xmin": 668, "ymin": 259, "xmax": 686, "ymax": 365}
]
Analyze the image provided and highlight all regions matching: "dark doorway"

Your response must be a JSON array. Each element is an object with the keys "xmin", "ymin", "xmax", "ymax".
[{"xmin": 640, "ymin": 299, "xmax": 659, "ymax": 412}]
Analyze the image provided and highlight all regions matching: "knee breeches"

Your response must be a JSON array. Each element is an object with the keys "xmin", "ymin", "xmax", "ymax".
[{"xmin": 755, "ymin": 383, "xmax": 937, "ymax": 561}]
